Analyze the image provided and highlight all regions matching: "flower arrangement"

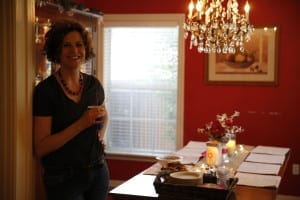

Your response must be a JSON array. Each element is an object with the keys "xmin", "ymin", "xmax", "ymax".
[{"xmin": 197, "ymin": 111, "xmax": 244, "ymax": 143}]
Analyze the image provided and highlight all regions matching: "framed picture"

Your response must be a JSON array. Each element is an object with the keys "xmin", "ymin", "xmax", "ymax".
[{"xmin": 205, "ymin": 26, "xmax": 279, "ymax": 85}]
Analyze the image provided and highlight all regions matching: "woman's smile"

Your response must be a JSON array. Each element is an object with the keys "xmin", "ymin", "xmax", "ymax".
[{"xmin": 60, "ymin": 31, "xmax": 86, "ymax": 68}]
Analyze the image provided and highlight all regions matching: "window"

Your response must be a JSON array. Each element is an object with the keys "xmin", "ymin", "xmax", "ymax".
[{"xmin": 100, "ymin": 14, "xmax": 184, "ymax": 157}]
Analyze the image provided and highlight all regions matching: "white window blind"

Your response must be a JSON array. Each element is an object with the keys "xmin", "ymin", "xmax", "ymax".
[{"xmin": 101, "ymin": 14, "xmax": 184, "ymax": 156}]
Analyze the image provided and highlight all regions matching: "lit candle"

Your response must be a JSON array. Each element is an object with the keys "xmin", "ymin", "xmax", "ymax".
[
  {"xmin": 188, "ymin": 0, "xmax": 194, "ymax": 19},
  {"xmin": 205, "ymin": 7, "xmax": 211, "ymax": 24},
  {"xmin": 244, "ymin": 1, "xmax": 250, "ymax": 22},
  {"xmin": 226, "ymin": 139, "xmax": 236, "ymax": 156},
  {"xmin": 196, "ymin": 0, "xmax": 204, "ymax": 20},
  {"xmin": 206, "ymin": 142, "xmax": 222, "ymax": 167},
  {"xmin": 238, "ymin": 144, "xmax": 244, "ymax": 152}
]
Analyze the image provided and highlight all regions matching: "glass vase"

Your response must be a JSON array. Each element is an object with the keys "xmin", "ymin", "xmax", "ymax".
[{"xmin": 221, "ymin": 142, "xmax": 230, "ymax": 163}]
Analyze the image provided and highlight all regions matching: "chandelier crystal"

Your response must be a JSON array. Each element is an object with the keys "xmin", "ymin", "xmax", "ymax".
[{"xmin": 183, "ymin": 0, "xmax": 254, "ymax": 54}]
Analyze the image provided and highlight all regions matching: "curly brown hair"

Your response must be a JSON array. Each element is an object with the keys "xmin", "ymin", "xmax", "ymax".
[{"xmin": 43, "ymin": 19, "xmax": 95, "ymax": 63}]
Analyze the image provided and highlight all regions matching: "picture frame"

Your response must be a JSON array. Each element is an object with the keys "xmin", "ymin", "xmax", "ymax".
[{"xmin": 205, "ymin": 26, "xmax": 279, "ymax": 85}]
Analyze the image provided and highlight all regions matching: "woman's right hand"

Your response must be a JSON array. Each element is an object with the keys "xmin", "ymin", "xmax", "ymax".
[
  {"xmin": 34, "ymin": 106, "xmax": 107, "ymax": 158},
  {"xmin": 81, "ymin": 106, "xmax": 106, "ymax": 129}
]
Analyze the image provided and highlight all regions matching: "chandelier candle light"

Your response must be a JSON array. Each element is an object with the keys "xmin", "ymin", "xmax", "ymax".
[{"xmin": 183, "ymin": 0, "xmax": 254, "ymax": 54}]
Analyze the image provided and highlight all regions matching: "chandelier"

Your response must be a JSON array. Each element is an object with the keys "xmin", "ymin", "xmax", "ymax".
[{"xmin": 183, "ymin": 0, "xmax": 254, "ymax": 54}]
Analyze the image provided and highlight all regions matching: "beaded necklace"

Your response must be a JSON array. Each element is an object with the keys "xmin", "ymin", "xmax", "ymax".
[{"xmin": 58, "ymin": 70, "xmax": 83, "ymax": 96}]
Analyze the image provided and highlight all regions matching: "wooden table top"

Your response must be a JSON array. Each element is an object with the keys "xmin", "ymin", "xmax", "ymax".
[
  {"xmin": 109, "ymin": 172, "xmax": 280, "ymax": 200},
  {"xmin": 109, "ymin": 145, "xmax": 290, "ymax": 200}
]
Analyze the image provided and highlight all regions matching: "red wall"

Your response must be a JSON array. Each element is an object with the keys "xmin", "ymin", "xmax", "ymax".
[{"xmin": 77, "ymin": 0, "xmax": 300, "ymax": 196}]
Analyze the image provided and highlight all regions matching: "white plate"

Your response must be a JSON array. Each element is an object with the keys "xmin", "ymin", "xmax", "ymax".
[{"xmin": 170, "ymin": 171, "xmax": 201, "ymax": 180}]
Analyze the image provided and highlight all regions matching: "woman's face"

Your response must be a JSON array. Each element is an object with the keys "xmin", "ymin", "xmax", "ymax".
[{"xmin": 60, "ymin": 31, "xmax": 86, "ymax": 69}]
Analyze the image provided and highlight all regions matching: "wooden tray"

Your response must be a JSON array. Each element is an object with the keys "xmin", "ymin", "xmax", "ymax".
[{"xmin": 153, "ymin": 171, "xmax": 238, "ymax": 200}]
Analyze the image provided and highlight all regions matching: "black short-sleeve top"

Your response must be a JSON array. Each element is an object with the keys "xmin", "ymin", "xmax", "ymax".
[{"xmin": 33, "ymin": 73, "xmax": 105, "ymax": 168}]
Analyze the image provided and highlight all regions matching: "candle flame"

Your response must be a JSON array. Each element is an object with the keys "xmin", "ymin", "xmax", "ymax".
[
  {"xmin": 244, "ymin": 1, "xmax": 250, "ymax": 13},
  {"xmin": 188, "ymin": 0, "xmax": 194, "ymax": 19}
]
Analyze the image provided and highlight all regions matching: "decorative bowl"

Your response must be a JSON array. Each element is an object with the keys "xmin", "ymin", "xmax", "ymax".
[{"xmin": 156, "ymin": 155, "xmax": 183, "ymax": 168}]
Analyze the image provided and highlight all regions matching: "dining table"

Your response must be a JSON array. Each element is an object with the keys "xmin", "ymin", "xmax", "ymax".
[{"xmin": 108, "ymin": 141, "xmax": 290, "ymax": 200}]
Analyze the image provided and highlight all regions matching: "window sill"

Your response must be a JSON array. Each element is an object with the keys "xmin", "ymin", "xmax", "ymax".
[{"xmin": 105, "ymin": 152, "xmax": 159, "ymax": 162}]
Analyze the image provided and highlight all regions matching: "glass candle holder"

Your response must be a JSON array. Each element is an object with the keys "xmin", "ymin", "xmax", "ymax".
[
  {"xmin": 226, "ymin": 134, "xmax": 236, "ymax": 156},
  {"xmin": 206, "ymin": 142, "xmax": 223, "ymax": 167}
]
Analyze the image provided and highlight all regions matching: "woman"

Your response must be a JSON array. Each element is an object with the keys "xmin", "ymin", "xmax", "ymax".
[{"xmin": 33, "ymin": 19, "xmax": 109, "ymax": 200}]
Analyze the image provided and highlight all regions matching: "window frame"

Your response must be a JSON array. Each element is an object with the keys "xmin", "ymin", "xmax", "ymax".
[{"xmin": 98, "ymin": 14, "xmax": 185, "ymax": 161}]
